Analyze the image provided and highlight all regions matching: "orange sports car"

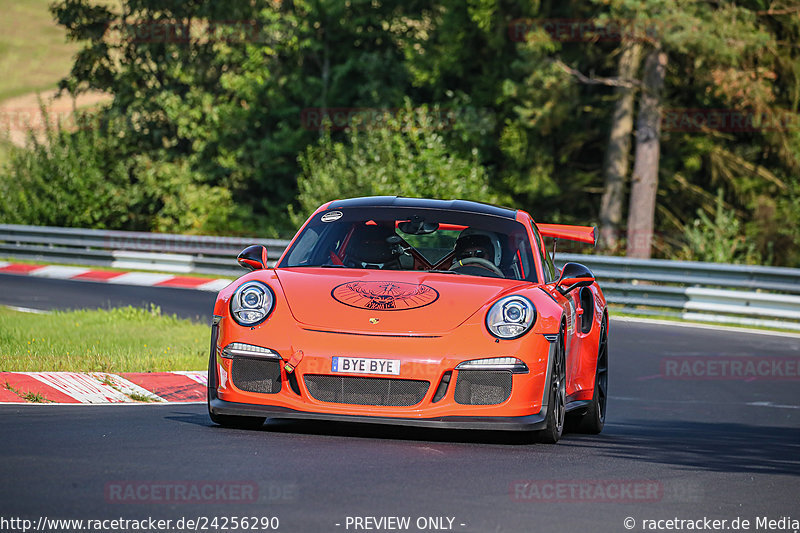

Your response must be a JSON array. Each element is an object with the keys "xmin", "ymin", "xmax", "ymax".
[{"xmin": 208, "ymin": 197, "xmax": 608, "ymax": 443}]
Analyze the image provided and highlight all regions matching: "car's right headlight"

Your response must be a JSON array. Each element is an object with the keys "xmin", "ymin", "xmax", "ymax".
[
  {"xmin": 230, "ymin": 281, "xmax": 274, "ymax": 326},
  {"xmin": 485, "ymin": 295, "xmax": 536, "ymax": 339}
]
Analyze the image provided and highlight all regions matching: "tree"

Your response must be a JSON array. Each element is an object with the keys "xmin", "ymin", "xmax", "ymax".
[
  {"xmin": 626, "ymin": 46, "xmax": 667, "ymax": 258},
  {"xmin": 49, "ymin": 0, "xmax": 425, "ymax": 235},
  {"xmin": 5, "ymin": 0, "xmax": 795, "ymax": 264},
  {"xmin": 584, "ymin": 0, "xmax": 794, "ymax": 260},
  {"xmin": 599, "ymin": 40, "xmax": 642, "ymax": 251},
  {"xmin": 293, "ymin": 108, "xmax": 497, "ymax": 224}
]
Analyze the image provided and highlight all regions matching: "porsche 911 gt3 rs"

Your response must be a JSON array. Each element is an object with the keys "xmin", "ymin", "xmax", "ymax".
[{"xmin": 208, "ymin": 196, "xmax": 608, "ymax": 443}]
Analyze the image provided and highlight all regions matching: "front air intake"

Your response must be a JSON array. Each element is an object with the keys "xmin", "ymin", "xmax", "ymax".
[
  {"xmin": 454, "ymin": 370, "xmax": 512, "ymax": 405},
  {"xmin": 304, "ymin": 375, "xmax": 429, "ymax": 406},
  {"xmin": 231, "ymin": 357, "xmax": 282, "ymax": 394}
]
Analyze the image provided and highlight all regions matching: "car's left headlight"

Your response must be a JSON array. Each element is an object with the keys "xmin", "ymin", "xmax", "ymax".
[
  {"xmin": 230, "ymin": 281, "xmax": 274, "ymax": 326},
  {"xmin": 485, "ymin": 296, "xmax": 536, "ymax": 339}
]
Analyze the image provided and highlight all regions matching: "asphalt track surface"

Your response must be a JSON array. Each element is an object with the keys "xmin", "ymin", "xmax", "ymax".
[
  {"xmin": 1, "ymin": 275, "xmax": 799, "ymax": 533},
  {"xmin": 0, "ymin": 273, "xmax": 217, "ymax": 323}
]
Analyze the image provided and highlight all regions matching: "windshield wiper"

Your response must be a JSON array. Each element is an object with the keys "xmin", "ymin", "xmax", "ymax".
[{"xmin": 425, "ymin": 269, "xmax": 462, "ymax": 275}]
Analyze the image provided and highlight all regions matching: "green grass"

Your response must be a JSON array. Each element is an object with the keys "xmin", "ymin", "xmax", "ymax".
[
  {"xmin": 22, "ymin": 390, "xmax": 51, "ymax": 402},
  {"xmin": 4, "ymin": 381, "xmax": 53, "ymax": 402},
  {"xmin": 127, "ymin": 391, "xmax": 159, "ymax": 402},
  {"xmin": 0, "ymin": 138, "xmax": 12, "ymax": 168},
  {"xmin": 0, "ymin": 305, "xmax": 209, "ymax": 372},
  {"xmin": 0, "ymin": 0, "xmax": 81, "ymax": 102}
]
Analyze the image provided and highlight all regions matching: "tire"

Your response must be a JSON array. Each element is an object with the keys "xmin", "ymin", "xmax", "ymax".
[
  {"xmin": 207, "ymin": 343, "xmax": 266, "ymax": 430},
  {"xmin": 537, "ymin": 328, "xmax": 566, "ymax": 444},
  {"xmin": 571, "ymin": 317, "xmax": 608, "ymax": 434}
]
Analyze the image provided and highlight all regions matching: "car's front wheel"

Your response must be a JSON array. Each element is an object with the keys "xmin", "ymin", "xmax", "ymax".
[
  {"xmin": 537, "ymin": 328, "xmax": 566, "ymax": 444},
  {"xmin": 570, "ymin": 316, "xmax": 608, "ymax": 434}
]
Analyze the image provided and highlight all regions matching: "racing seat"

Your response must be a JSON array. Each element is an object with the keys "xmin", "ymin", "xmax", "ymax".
[{"xmin": 345, "ymin": 224, "xmax": 403, "ymax": 269}]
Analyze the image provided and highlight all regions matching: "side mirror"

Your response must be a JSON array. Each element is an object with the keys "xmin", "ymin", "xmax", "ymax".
[
  {"xmin": 556, "ymin": 262, "xmax": 595, "ymax": 295},
  {"xmin": 237, "ymin": 245, "xmax": 268, "ymax": 271}
]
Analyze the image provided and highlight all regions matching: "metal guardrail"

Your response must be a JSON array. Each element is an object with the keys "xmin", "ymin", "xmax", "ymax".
[
  {"xmin": 2, "ymin": 224, "xmax": 799, "ymax": 331},
  {"xmin": 0, "ymin": 224, "xmax": 287, "ymax": 275},
  {"xmin": 554, "ymin": 253, "xmax": 800, "ymax": 331}
]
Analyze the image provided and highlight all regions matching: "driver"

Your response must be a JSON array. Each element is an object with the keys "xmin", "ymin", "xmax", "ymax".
[
  {"xmin": 344, "ymin": 223, "xmax": 402, "ymax": 269},
  {"xmin": 451, "ymin": 230, "xmax": 503, "ymax": 271}
]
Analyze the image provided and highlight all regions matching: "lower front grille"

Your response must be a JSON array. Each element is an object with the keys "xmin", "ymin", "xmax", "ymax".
[
  {"xmin": 304, "ymin": 375, "xmax": 429, "ymax": 406},
  {"xmin": 454, "ymin": 370, "xmax": 512, "ymax": 405},
  {"xmin": 231, "ymin": 357, "xmax": 282, "ymax": 394}
]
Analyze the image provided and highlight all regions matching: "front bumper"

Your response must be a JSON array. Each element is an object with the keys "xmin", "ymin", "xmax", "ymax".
[
  {"xmin": 209, "ymin": 312, "xmax": 557, "ymax": 429},
  {"xmin": 209, "ymin": 397, "xmax": 548, "ymax": 431}
]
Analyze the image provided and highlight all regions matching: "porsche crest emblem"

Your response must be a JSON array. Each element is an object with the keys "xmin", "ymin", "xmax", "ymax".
[{"xmin": 332, "ymin": 281, "xmax": 439, "ymax": 311}]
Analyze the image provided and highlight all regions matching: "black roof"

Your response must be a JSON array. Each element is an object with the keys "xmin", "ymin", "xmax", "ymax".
[{"xmin": 327, "ymin": 196, "xmax": 517, "ymax": 219}]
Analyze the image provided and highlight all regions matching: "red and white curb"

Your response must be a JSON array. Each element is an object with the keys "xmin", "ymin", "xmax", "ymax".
[
  {"xmin": 0, "ymin": 262, "xmax": 231, "ymax": 292},
  {"xmin": 0, "ymin": 371, "xmax": 207, "ymax": 404}
]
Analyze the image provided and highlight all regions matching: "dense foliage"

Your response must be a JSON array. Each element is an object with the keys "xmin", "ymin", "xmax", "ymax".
[
  {"xmin": 0, "ymin": 110, "xmax": 237, "ymax": 233},
  {"xmin": 0, "ymin": 0, "xmax": 797, "ymax": 264},
  {"xmin": 293, "ymin": 106, "xmax": 499, "ymax": 226}
]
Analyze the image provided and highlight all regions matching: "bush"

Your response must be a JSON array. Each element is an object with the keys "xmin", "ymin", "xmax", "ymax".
[
  {"xmin": 0, "ymin": 109, "xmax": 240, "ymax": 234},
  {"xmin": 0, "ymin": 111, "xmax": 139, "ymax": 229},
  {"xmin": 292, "ymin": 106, "xmax": 501, "ymax": 224},
  {"xmin": 677, "ymin": 190, "xmax": 763, "ymax": 264}
]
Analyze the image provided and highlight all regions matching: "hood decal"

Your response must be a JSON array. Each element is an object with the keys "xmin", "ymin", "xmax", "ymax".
[{"xmin": 332, "ymin": 281, "xmax": 439, "ymax": 311}]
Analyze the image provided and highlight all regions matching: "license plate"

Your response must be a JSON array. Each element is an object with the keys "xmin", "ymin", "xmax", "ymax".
[{"xmin": 331, "ymin": 357, "xmax": 401, "ymax": 375}]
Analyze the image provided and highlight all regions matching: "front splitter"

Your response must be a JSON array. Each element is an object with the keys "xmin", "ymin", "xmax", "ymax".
[{"xmin": 209, "ymin": 397, "xmax": 547, "ymax": 431}]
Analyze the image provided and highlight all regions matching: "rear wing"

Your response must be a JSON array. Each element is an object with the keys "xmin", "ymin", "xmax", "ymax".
[{"xmin": 537, "ymin": 224, "xmax": 598, "ymax": 246}]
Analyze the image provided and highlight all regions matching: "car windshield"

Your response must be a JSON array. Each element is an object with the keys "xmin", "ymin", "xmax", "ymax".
[{"xmin": 279, "ymin": 206, "xmax": 538, "ymax": 281}]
